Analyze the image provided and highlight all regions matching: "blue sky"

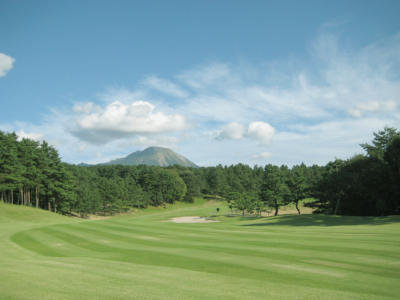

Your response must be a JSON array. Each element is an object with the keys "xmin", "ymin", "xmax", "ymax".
[{"xmin": 1, "ymin": 0, "xmax": 400, "ymax": 166}]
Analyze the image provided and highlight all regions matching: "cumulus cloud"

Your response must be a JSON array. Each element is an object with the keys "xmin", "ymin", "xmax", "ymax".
[
  {"xmin": 216, "ymin": 121, "xmax": 275, "ymax": 145},
  {"xmin": 71, "ymin": 100, "xmax": 186, "ymax": 144},
  {"xmin": 3, "ymin": 32, "xmax": 400, "ymax": 166},
  {"xmin": 246, "ymin": 122, "xmax": 275, "ymax": 144},
  {"xmin": 216, "ymin": 122, "xmax": 244, "ymax": 140},
  {"xmin": 143, "ymin": 75, "xmax": 187, "ymax": 98},
  {"xmin": 0, "ymin": 53, "xmax": 15, "ymax": 77}
]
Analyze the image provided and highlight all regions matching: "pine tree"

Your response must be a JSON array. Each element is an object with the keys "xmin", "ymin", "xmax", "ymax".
[{"xmin": 260, "ymin": 165, "xmax": 290, "ymax": 216}]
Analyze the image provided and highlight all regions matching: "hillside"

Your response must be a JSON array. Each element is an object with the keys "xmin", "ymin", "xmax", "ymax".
[{"xmin": 104, "ymin": 146, "xmax": 198, "ymax": 167}]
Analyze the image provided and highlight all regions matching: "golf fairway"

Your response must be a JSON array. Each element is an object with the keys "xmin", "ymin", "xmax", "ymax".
[{"xmin": 1, "ymin": 201, "xmax": 399, "ymax": 299}]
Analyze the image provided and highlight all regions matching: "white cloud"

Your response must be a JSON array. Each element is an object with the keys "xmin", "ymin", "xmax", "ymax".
[
  {"xmin": 251, "ymin": 152, "xmax": 272, "ymax": 160},
  {"xmin": 3, "ymin": 32, "xmax": 400, "ymax": 167},
  {"xmin": 0, "ymin": 53, "xmax": 15, "ymax": 77},
  {"xmin": 16, "ymin": 130, "xmax": 43, "ymax": 142},
  {"xmin": 131, "ymin": 135, "xmax": 179, "ymax": 148},
  {"xmin": 99, "ymin": 88, "xmax": 147, "ymax": 103},
  {"xmin": 73, "ymin": 102, "xmax": 97, "ymax": 114},
  {"xmin": 216, "ymin": 122, "xmax": 244, "ymax": 140},
  {"xmin": 143, "ymin": 75, "xmax": 187, "ymax": 98},
  {"xmin": 176, "ymin": 33, "xmax": 400, "ymax": 128},
  {"xmin": 177, "ymin": 63, "xmax": 236, "ymax": 90},
  {"xmin": 348, "ymin": 100, "xmax": 397, "ymax": 117},
  {"xmin": 71, "ymin": 100, "xmax": 186, "ymax": 143},
  {"xmin": 268, "ymin": 117, "xmax": 397, "ymax": 166},
  {"xmin": 216, "ymin": 121, "xmax": 275, "ymax": 145},
  {"xmin": 246, "ymin": 122, "xmax": 275, "ymax": 144}
]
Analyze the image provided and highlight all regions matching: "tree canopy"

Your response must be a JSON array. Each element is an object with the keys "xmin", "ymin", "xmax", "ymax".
[{"xmin": 1, "ymin": 127, "xmax": 399, "ymax": 217}]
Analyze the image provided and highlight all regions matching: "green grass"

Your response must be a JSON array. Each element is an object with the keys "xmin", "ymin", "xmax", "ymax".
[{"xmin": 1, "ymin": 200, "xmax": 400, "ymax": 299}]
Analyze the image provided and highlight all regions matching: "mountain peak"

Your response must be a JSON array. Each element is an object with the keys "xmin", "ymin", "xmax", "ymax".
[
  {"xmin": 142, "ymin": 146, "xmax": 170, "ymax": 152},
  {"xmin": 105, "ymin": 147, "xmax": 198, "ymax": 167}
]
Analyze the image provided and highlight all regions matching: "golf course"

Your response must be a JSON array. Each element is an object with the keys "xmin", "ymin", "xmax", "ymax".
[{"xmin": 1, "ymin": 199, "xmax": 399, "ymax": 299}]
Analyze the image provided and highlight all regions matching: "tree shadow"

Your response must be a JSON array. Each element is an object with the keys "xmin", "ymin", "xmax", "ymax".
[
  {"xmin": 241, "ymin": 214, "xmax": 400, "ymax": 227},
  {"xmin": 223, "ymin": 214, "xmax": 264, "ymax": 219}
]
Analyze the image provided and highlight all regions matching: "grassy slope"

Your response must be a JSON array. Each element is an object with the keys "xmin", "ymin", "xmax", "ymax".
[{"xmin": 1, "ymin": 200, "xmax": 400, "ymax": 299}]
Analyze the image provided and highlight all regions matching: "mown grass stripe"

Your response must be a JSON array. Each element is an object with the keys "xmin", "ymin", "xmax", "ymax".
[
  {"xmin": 3, "ymin": 202, "xmax": 400, "ymax": 299},
  {"xmin": 10, "ymin": 230, "xmax": 66, "ymax": 257},
  {"xmin": 67, "ymin": 221, "xmax": 400, "ymax": 264},
  {"xmin": 63, "ymin": 223, "xmax": 400, "ymax": 278}
]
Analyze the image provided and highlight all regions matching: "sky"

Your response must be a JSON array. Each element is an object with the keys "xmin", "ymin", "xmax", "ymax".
[{"xmin": 1, "ymin": 0, "xmax": 400, "ymax": 166}]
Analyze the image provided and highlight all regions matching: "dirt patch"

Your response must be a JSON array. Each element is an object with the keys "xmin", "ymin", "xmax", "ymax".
[
  {"xmin": 169, "ymin": 216, "xmax": 219, "ymax": 223},
  {"xmin": 86, "ymin": 215, "xmax": 111, "ymax": 220}
]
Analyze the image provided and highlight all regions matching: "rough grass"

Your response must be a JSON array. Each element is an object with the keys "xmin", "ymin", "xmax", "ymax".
[{"xmin": 1, "ymin": 200, "xmax": 400, "ymax": 299}]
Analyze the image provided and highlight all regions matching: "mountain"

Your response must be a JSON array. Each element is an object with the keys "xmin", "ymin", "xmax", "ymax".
[{"xmin": 103, "ymin": 147, "xmax": 198, "ymax": 167}]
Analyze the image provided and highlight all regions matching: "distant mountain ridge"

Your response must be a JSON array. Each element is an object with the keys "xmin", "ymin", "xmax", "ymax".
[{"xmin": 101, "ymin": 146, "xmax": 198, "ymax": 167}]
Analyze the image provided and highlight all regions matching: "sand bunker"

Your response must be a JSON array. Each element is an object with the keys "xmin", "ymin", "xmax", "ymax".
[{"xmin": 170, "ymin": 216, "xmax": 219, "ymax": 223}]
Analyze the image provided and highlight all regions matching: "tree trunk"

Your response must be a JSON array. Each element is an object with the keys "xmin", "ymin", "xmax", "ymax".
[
  {"xmin": 11, "ymin": 189, "xmax": 14, "ymax": 204},
  {"xmin": 295, "ymin": 201, "xmax": 301, "ymax": 214},
  {"xmin": 334, "ymin": 198, "xmax": 341, "ymax": 215},
  {"xmin": 35, "ymin": 185, "xmax": 39, "ymax": 208},
  {"xmin": 274, "ymin": 198, "xmax": 279, "ymax": 216},
  {"xmin": 54, "ymin": 202, "xmax": 57, "ymax": 213},
  {"xmin": 1, "ymin": 191, "xmax": 4, "ymax": 203},
  {"xmin": 48, "ymin": 201, "xmax": 51, "ymax": 211}
]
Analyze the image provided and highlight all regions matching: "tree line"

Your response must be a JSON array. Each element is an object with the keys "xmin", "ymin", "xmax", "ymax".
[
  {"xmin": 1, "ymin": 128, "xmax": 399, "ymax": 217},
  {"xmin": 0, "ymin": 132, "xmax": 74, "ymax": 212},
  {"xmin": 314, "ymin": 127, "xmax": 400, "ymax": 216}
]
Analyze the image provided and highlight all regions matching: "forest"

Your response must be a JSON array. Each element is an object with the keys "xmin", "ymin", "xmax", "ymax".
[{"xmin": 0, "ymin": 127, "xmax": 399, "ymax": 217}]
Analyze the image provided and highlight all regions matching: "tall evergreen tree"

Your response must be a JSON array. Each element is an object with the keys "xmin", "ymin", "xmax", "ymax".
[
  {"xmin": 260, "ymin": 165, "xmax": 290, "ymax": 216},
  {"xmin": 287, "ymin": 166, "xmax": 309, "ymax": 214}
]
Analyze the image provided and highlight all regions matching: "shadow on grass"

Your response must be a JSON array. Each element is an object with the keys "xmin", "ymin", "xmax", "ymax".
[
  {"xmin": 221, "ymin": 214, "xmax": 264, "ymax": 219},
  {"xmin": 241, "ymin": 214, "xmax": 400, "ymax": 227}
]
